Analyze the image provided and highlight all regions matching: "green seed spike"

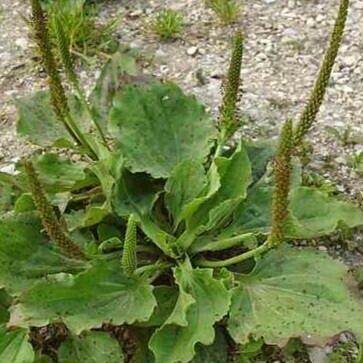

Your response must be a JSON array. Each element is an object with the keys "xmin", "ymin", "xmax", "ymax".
[
  {"xmin": 122, "ymin": 215, "xmax": 138, "ymax": 276},
  {"xmin": 268, "ymin": 119, "xmax": 293, "ymax": 246},
  {"xmin": 30, "ymin": 0, "xmax": 74, "ymax": 135},
  {"xmin": 23, "ymin": 160, "xmax": 86, "ymax": 260},
  {"xmin": 53, "ymin": 16, "xmax": 79, "ymax": 89},
  {"xmin": 30, "ymin": 0, "xmax": 98, "ymax": 159},
  {"xmin": 220, "ymin": 30, "xmax": 243, "ymax": 141},
  {"xmin": 294, "ymin": 0, "xmax": 349, "ymax": 147}
]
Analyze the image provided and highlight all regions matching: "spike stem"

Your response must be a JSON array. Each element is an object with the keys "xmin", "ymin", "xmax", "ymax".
[{"xmin": 54, "ymin": 16, "xmax": 109, "ymax": 147}]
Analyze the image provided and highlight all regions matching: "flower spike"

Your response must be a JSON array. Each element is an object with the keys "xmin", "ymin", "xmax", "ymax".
[
  {"xmin": 24, "ymin": 159, "xmax": 86, "ymax": 260},
  {"xmin": 294, "ymin": 0, "xmax": 349, "ymax": 147}
]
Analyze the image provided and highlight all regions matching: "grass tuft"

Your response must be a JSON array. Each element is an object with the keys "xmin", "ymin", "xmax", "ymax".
[
  {"xmin": 152, "ymin": 9, "xmax": 184, "ymax": 40},
  {"xmin": 205, "ymin": 0, "xmax": 241, "ymax": 24}
]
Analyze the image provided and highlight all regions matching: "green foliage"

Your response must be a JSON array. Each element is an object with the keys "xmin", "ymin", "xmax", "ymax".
[
  {"xmin": 39, "ymin": 0, "xmax": 116, "ymax": 59},
  {"xmin": 152, "ymin": 9, "xmax": 184, "ymax": 40},
  {"xmin": 109, "ymin": 82, "xmax": 216, "ymax": 178},
  {"xmin": 205, "ymin": 0, "xmax": 241, "ymax": 24},
  {"xmin": 58, "ymin": 331, "xmax": 124, "ymax": 363},
  {"xmin": 0, "ymin": 1, "xmax": 362, "ymax": 361},
  {"xmin": 351, "ymin": 151, "xmax": 363, "ymax": 176},
  {"xmin": 11, "ymin": 260, "xmax": 156, "ymax": 333},
  {"xmin": 149, "ymin": 260, "xmax": 231, "ymax": 363},
  {"xmin": 228, "ymin": 247, "xmax": 363, "ymax": 345},
  {"xmin": 0, "ymin": 326, "xmax": 34, "ymax": 363}
]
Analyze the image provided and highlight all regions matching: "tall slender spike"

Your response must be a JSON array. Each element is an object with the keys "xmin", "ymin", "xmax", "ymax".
[
  {"xmin": 53, "ymin": 16, "xmax": 80, "ymax": 89},
  {"xmin": 268, "ymin": 119, "xmax": 293, "ymax": 246},
  {"xmin": 219, "ymin": 31, "xmax": 244, "ymax": 140},
  {"xmin": 294, "ymin": 0, "xmax": 349, "ymax": 147},
  {"xmin": 24, "ymin": 160, "xmax": 86, "ymax": 260},
  {"xmin": 30, "ymin": 0, "xmax": 98, "ymax": 158},
  {"xmin": 30, "ymin": 0, "xmax": 73, "ymax": 132},
  {"xmin": 122, "ymin": 215, "xmax": 138, "ymax": 275}
]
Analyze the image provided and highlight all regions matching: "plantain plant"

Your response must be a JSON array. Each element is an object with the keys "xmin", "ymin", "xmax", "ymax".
[{"xmin": 0, "ymin": 0, "xmax": 363, "ymax": 362}]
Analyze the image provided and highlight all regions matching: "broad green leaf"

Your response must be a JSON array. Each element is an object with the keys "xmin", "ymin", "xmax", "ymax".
[
  {"xmin": 11, "ymin": 260, "xmax": 156, "ymax": 333},
  {"xmin": 16, "ymin": 91, "xmax": 73, "ymax": 147},
  {"xmin": 165, "ymin": 160, "xmax": 207, "ymax": 229},
  {"xmin": 149, "ymin": 260, "xmax": 231, "ymax": 363},
  {"xmin": 0, "ymin": 213, "xmax": 85, "ymax": 294},
  {"xmin": 228, "ymin": 246, "xmax": 363, "ymax": 346},
  {"xmin": 138, "ymin": 216, "xmax": 176, "ymax": 257},
  {"xmin": 90, "ymin": 51, "xmax": 138, "ymax": 134},
  {"xmin": 58, "ymin": 331, "xmax": 124, "ymax": 363},
  {"xmin": 109, "ymin": 82, "xmax": 216, "ymax": 178},
  {"xmin": 186, "ymin": 143, "xmax": 252, "ymax": 233},
  {"xmin": 245, "ymin": 141, "xmax": 275, "ymax": 182},
  {"xmin": 0, "ymin": 326, "xmax": 34, "ymax": 363},
  {"xmin": 64, "ymin": 204, "xmax": 110, "ymax": 231},
  {"xmin": 178, "ymin": 162, "xmax": 220, "ymax": 228},
  {"xmin": 286, "ymin": 187, "xmax": 363, "ymax": 239},
  {"xmin": 192, "ymin": 328, "xmax": 229, "ymax": 363},
  {"xmin": 232, "ymin": 183, "xmax": 272, "ymax": 233},
  {"xmin": 232, "ymin": 186, "xmax": 363, "ymax": 239},
  {"xmin": 138, "ymin": 286, "xmax": 178, "ymax": 327},
  {"xmin": 112, "ymin": 169, "xmax": 162, "ymax": 217},
  {"xmin": 31, "ymin": 153, "xmax": 87, "ymax": 193},
  {"xmin": 16, "ymin": 91, "xmax": 93, "ymax": 148}
]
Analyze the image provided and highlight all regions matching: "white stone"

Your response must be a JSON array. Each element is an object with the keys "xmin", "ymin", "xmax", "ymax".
[{"xmin": 186, "ymin": 46, "xmax": 198, "ymax": 56}]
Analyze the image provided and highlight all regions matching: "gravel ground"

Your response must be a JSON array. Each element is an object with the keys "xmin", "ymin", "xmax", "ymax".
[
  {"xmin": 1, "ymin": 0, "xmax": 362, "ymax": 192},
  {"xmin": 1, "ymin": 0, "xmax": 362, "ymax": 242},
  {"xmin": 0, "ymin": 1, "xmax": 363, "ymax": 360}
]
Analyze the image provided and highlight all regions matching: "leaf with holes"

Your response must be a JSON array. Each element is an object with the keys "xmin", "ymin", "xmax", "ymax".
[{"xmin": 228, "ymin": 246, "xmax": 363, "ymax": 346}]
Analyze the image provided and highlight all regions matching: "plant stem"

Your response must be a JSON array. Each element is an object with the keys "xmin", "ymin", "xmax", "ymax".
[
  {"xmin": 194, "ymin": 240, "xmax": 271, "ymax": 268},
  {"xmin": 176, "ymin": 229, "xmax": 197, "ymax": 252},
  {"xmin": 65, "ymin": 112, "xmax": 98, "ymax": 159},
  {"xmin": 54, "ymin": 16, "xmax": 110, "ymax": 148},
  {"xmin": 190, "ymin": 232, "xmax": 255, "ymax": 254}
]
